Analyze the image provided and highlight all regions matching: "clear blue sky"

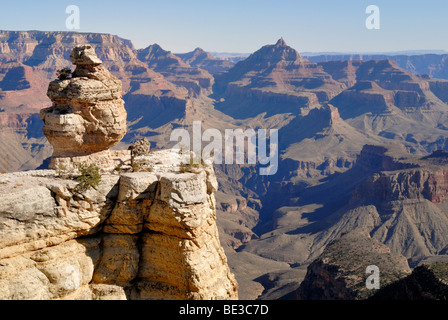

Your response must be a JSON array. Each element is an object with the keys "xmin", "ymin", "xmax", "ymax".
[{"xmin": 0, "ymin": 0, "xmax": 447, "ymax": 54}]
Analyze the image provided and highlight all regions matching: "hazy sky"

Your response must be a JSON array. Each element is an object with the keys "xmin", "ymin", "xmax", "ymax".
[{"xmin": 0, "ymin": 0, "xmax": 447, "ymax": 54}]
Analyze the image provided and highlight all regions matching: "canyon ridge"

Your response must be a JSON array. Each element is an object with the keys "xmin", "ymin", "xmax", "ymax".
[{"xmin": 2, "ymin": 31, "xmax": 448, "ymax": 299}]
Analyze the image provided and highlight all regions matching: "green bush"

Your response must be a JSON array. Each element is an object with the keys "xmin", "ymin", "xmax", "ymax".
[
  {"xmin": 179, "ymin": 151, "xmax": 202, "ymax": 173},
  {"xmin": 74, "ymin": 162, "xmax": 101, "ymax": 192},
  {"xmin": 56, "ymin": 68, "xmax": 72, "ymax": 80}
]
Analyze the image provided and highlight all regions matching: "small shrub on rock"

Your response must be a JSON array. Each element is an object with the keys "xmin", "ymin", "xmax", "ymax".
[
  {"xmin": 74, "ymin": 162, "xmax": 101, "ymax": 192},
  {"xmin": 56, "ymin": 68, "xmax": 72, "ymax": 80}
]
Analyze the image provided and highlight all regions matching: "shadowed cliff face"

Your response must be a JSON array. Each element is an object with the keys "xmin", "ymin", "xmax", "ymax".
[
  {"xmin": 296, "ymin": 230, "xmax": 411, "ymax": 300},
  {"xmin": 370, "ymin": 262, "xmax": 448, "ymax": 300},
  {"xmin": 296, "ymin": 230, "xmax": 448, "ymax": 300}
]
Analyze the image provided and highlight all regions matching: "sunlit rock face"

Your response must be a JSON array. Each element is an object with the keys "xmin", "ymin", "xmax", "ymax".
[{"xmin": 40, "ymin": 44, "xmax": 127, "ymax": 158}]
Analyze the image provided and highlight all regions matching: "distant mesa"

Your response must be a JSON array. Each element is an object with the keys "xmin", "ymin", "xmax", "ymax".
[
  {"xmin": 327, "ymin": 58, "xmax": 440, "ymax": 119},
  {"xmin": 176, "ymin": 47, "xmax": 235, "ymax": 74},
  {"xmin": 306, "ymin": 52, "xmax": 448, "ymax": 80}
]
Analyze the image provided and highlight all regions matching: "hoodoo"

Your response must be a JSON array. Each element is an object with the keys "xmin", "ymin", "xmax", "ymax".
[{"xmin": 40, "ymin": 44, "xmax": 127, "ymax": 161}]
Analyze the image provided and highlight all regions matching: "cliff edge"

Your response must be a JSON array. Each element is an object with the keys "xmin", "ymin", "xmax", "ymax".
[
  {"xmin": 0, "ymin": 45, "xmax": 238, "ymax": 300},
  {"xmin": 0, "ymin": 150, "xmax": 238, "ymax": 300}
]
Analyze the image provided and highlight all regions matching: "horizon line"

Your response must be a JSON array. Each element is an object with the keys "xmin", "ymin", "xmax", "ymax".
[{"xmin": 0, "ymin": 29, "xmax": 447, "ymax": 56}]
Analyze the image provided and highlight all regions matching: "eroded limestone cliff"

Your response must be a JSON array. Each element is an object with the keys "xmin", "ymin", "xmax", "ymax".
[{"xmin": 0, "ymin": 150, "xmax": 238, "ymax": 300}]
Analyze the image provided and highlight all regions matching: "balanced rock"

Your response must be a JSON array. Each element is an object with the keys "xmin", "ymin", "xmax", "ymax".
[{"xmin": 40, "ymin": 44, "xmax": 127, "ymax": 158}]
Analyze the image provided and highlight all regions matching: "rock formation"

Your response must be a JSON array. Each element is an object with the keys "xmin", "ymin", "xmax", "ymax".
[
  {"xmin": 176, "ymin": 48, "xmax": 235, "ymax": 74},
  {"xmin": 213, "ymin": 38, "xmax": 345, "ymax": 118},
  {"xmin": 0, "ymin": 152, "xmax": 238, "ymax": 299},
  {"xmin": 136, "ymin": 44, "xmax": 214, "ymax": 96},
  {"xmin": 40, "ymin": 44, "xmax": 127, "ymax": 161},
  {"xmin": 0, "ymin": 44, "xmax": 238, "ymax": 300},
  {"xmin": 296, "ymin": 230, "xmax": 411, "ymax": 300},
  {"xmin": 128, "ymin": 137, "xmax": 151, "ymax": 161}
]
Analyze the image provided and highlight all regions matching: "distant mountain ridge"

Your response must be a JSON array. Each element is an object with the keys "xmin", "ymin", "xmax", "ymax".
[
  {"xmin": 303, "ymin": 50, "xmax": 448, "ymax": 56},
  {"xmin": 213, "ymin": 38, "xmax": 345, "ymax": 118},
  {"xmin": 176, "ymin": 48, "xmax": 235, "ymax": 74},
  {"xmin": 307, "ymin": 53, "xmax": 448, "ymax": 80}
]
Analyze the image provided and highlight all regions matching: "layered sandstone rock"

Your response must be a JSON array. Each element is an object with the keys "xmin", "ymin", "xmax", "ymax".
[
  {"xmin": 299, "ymin": 145, "xmax": 448, "ymax": 265},
  {"xmin": 39, "ymin": 44, "xmax": 127, "ymax": 159},
  {"xmin": 0, "ymin": 150, "xmax": 238, "ymax": 300},
  {"xmin": 213, "ymin": 38, "xmax": 345, "ymax": 118}
]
